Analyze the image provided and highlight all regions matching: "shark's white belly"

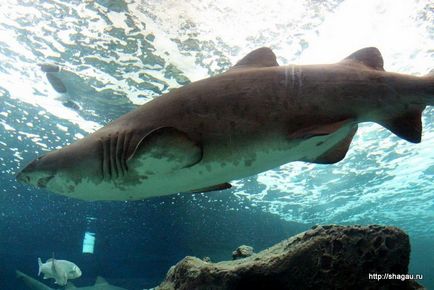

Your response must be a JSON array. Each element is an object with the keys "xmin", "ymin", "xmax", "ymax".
[{"xmin": 70, "ymin": 124, "xmax": 354, "ymax": 201}]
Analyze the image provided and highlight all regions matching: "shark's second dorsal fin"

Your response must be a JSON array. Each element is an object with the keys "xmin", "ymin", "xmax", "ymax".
[
  {"xmin": 228, "ymin": 47, "xmax": 279, "ymax": 72},
  {"xmin": 341, "ymin": 47, "xmax": 384, "ymax": 71}
]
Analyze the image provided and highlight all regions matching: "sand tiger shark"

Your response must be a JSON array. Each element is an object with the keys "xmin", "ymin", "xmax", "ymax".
[{"xmin": 16, "ymin": 47, "xmax": 434, "ymax": 201}]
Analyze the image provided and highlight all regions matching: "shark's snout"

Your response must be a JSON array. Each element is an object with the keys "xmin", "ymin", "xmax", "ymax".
[
  {"xmin": 16, "ymin": 171, "xmax": 30, "ymax": 183},
  {"xmin": 16, "ymin": 156, "xmax": 56, "ymax": 188},
  {"xmin": 16, "ymin": 159, "xmax": 38, "ymax": 184}
]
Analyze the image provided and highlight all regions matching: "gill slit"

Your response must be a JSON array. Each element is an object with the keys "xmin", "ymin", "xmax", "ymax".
[
  {"xmin": 110, "ymin": 134, "xmax": 119, "ymax": 179},
  {"xmin": 101, "ymin": 137, "xmax": 111, "ymax": 180},
  {"xmin": 122, "ymin": 131, "xmax": 131, "ymax": 173},
  {"xmin": 115, "ymin": 132, "xmax": 125, "ymax": 177}
]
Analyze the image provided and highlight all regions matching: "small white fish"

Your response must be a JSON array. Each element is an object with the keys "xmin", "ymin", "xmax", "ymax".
[{"xmin": 38, "ymin": 257, "xmax": 82, "ymax": 286}]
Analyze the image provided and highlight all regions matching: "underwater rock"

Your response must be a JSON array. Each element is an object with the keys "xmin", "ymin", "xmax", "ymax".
[
  {"xmin": 157, "ymin": 225, "xmax": 426, "ymax": 290},
  {"xmin": 231, "ymin": 245, "xmax": 254, "ymax": 260}
]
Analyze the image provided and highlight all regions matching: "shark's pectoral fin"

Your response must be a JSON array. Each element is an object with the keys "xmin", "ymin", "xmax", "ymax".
[
  {"xmin": 304, "ymin": 125, "xmax": 358, "ymax": 164},
  {"xmin": 341, "ymin": 47, "xmax": 384, "ymax": 71},
  {"xmin": 188, "ymin": 182, "xmax": 232, "ymax": 193},
  {"xmin": 289, "ymin": 118, "xmax": 354, "ymax": 140},
  {"xmin": 127, "ymin": 127, "xmax": 203, "ymax": 174},
  {"xmin": 227, "ymin": 47, "xmax": 279, "ymax": 72},
  {"xmin": 379, "ymin": 107, "xmax": 425, "ymax": 143}
]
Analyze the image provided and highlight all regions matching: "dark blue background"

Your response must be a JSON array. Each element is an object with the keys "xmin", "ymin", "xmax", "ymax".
[{"xmin": 0, "ymin": 176, "xmax": 309, "ymax": 289}]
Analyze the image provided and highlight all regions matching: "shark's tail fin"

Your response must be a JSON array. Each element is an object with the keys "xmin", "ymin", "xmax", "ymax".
[
  {"xmin": 421, "ymin": 69, "xmax": 434, "ymax": 106},
  {"xmin": 38, "ymin": 258, "xmax": 43, "ymax": 276},
  {"xmin": 377, "ymin": 69, "xmax": 434, "ymax": 143}
]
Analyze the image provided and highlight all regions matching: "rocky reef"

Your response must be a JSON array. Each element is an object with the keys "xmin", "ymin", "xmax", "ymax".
[
  {"xmin": 232, "ymin": 245, "xmax": 255, "ymax": 260},
  {"xmin": 157, "ymin": 225, "xmax": 425, "ymax": 290}
]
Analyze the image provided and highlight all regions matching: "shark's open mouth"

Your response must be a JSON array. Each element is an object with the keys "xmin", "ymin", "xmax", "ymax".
[{"xmin": 37, "ymin": 175, "xmax": 54, "ymax": 188}]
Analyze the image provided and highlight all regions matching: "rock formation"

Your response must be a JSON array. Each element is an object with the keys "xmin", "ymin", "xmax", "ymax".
[
  {"xmin": 232, "ymin": 245, "xmax": 254, "ymax": 260},
  {"xmin": 157, "ymin": 225, "xmax": 426, "ymax": 290}
]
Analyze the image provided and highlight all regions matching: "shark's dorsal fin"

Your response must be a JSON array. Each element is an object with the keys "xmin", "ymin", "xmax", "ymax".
[
  {"xmin": 95, "ymin": 276, "xmax": 108, "ymax": 285},
  {"xmin": 228, "ymin": 47, "xmax": 279, "ymax": 72},
  {"xmin": 341, "ymin": 47, "xmax": 384, "ymax": 71}
]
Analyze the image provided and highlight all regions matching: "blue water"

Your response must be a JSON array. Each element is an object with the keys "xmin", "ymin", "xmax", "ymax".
[{"xmin": 0, "ymin": 0, "xmax": 433, "ymax": 289}]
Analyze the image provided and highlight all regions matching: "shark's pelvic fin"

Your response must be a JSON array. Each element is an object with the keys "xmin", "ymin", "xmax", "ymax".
[
  {"xmin": 288, "ymin": 118, "xmax": 354, "ymax": 140},
  {"xmin": 228, "ymin": 47, "xmax": 279, "ymax": 72},
  {"xmin": 342, "ymin": 47, "xmax": 384, "ymax": 71},
  {"xmin": 188, "ymin": 182, "xmax": 232, "ymax": 193},
  {"xmin": 309, "ymin": 125, "xmax": 358, "ymax": 164},
  {"xmin": 379, "ymin": 107, "xmax": 425, "ymax": 143}
]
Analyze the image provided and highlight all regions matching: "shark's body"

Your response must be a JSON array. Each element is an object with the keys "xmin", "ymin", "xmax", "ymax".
[
  {"xmin": 17, "ymin": 47, "xmax": 434, "ymax": 200},
  {"xmin": 17, "ymin": 271, "xmax": 52, "ymax": 290},
  {"xmin": 17, "ymin": 271, "xmax": 127, "ymax": 290}
]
